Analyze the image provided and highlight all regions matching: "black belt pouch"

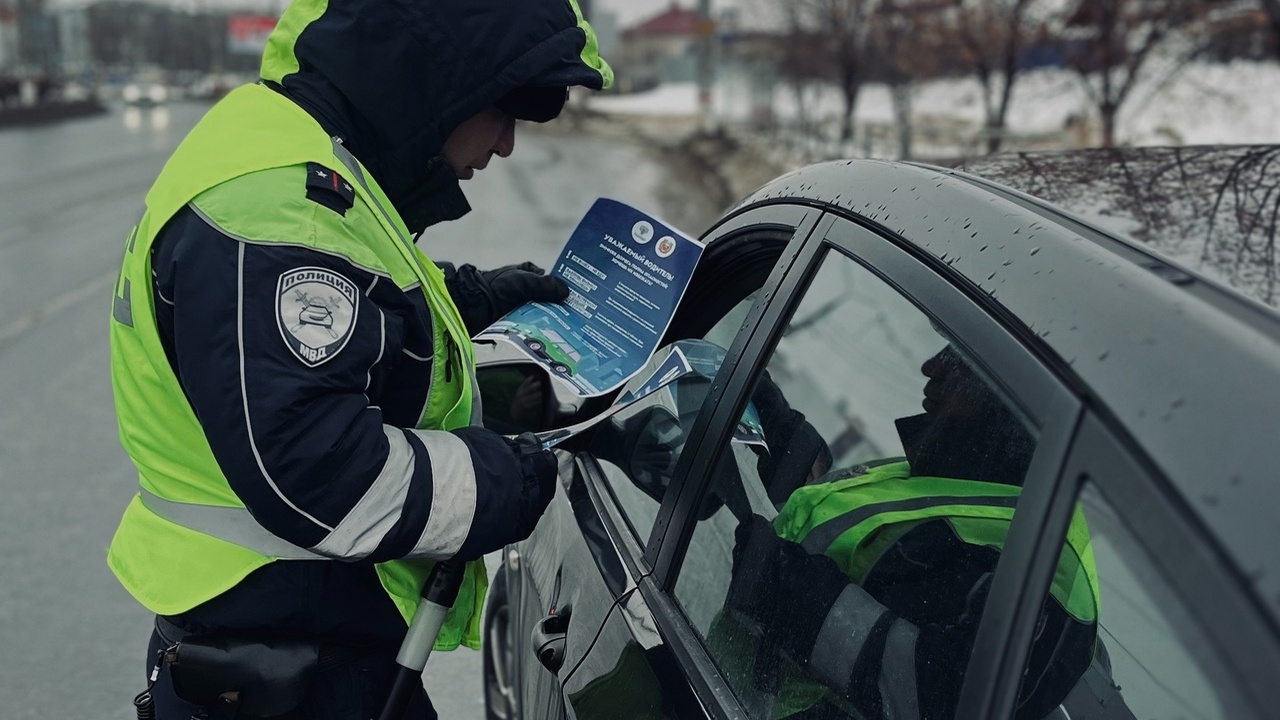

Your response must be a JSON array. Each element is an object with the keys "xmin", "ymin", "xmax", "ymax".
[{"xmin": 168, "ymin": 635, "xmax": 319, "ymax": 718}]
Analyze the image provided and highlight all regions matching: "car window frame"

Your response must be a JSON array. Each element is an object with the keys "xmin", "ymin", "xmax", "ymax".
[
  {"xmin": 638, "ymin": 208, "xmax": 829, "ymax": 566},
  {"xmin": 552, "ymin": 205, "xmax": 824, "ymax": 720},
  {"xmin": 977, "ymin": 410, "xmax": 1280, "ymax": 719},
  {"xmin": 571, "ymin": 205, "xmax": 825, "ymax": 588},
  {"xmin": 638, "ymin": 210, "xmax": 1085, "ymax": 719}
]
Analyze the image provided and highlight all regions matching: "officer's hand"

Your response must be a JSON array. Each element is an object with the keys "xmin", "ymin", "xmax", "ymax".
[
  {"xmin": 506, "ymin": 432, "xmax": 558, "ymax": 541},
  {"xmin": 439, "ymin": 261, "xmax": 570, "ymax": 335},
  {"xmin": 481, "ymin": 262, "xmax": 570, "ymax": 321}
]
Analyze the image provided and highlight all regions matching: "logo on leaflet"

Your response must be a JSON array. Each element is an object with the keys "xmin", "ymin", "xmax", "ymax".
[
  {"xmin": 655, "ymin": 235, "xmax": 677, "ymax": 258},
  {"xmin": 277, "ymin": 267, "xmax": 359, "ymax": 367},
  {"xmin": 632, "ymin": 220, "xmax": 654, "ymax": 244}
]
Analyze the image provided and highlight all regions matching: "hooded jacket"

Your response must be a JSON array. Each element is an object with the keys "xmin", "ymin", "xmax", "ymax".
[
  {"xmin": 263, "ymin": 0, "xmax": 611, "ymax": 233},
  {"xmin": 113, "ymin": 0, "xmax": 611, "ymax": 647}
]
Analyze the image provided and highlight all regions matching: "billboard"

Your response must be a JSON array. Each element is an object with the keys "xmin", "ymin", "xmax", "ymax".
[{"xmin": 227, "ymin": 15, "xmax": 276, "ymax": 55}]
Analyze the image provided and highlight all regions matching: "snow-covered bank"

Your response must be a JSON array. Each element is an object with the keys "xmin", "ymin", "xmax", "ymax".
[{"xmin": 588, "ymin": 59, "xmax": 1280, "ymax": 152}]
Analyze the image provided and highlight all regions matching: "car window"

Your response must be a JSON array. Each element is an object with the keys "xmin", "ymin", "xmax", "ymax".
[
  {"xmin": 587, "ymin": 294, "xmax": 761, "ymax": 542},
  {"xmin": 1032, "ymin": 483, "xmax": 1261, "ymax": 720},
  {"xmin": 669, "ymin": 247, "xmax": 1087, "ymax": 720}
]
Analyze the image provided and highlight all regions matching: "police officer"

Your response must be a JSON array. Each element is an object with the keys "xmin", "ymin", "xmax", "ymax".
[{"xmin": 106, "ymin": 1, "xmax": 612, "ymax": 717}]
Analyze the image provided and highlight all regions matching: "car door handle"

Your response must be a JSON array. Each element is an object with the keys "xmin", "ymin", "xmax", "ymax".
[{"xmin": 531, "ymin": 604, "xmax": 572, "ymax": 674}]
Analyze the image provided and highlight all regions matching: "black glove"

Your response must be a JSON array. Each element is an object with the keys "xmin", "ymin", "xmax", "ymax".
[
  {"xmin": 440, "ymin": 262, "xmax": 570, "ymax": 335},
  {"xmin": 726, "ymin": 515, "xmax": 786, "ymax": 629},
  {"xmin": 506, "ymin": 432, "xmax": 559, "ymax": 541},
  {"xmin": 751, "ymin": 374, "xmax": 833, "ymax": 506}
]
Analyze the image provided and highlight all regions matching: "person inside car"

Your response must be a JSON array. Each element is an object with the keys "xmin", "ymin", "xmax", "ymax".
[{"xmin": 719, "ymin": 344, "xmax": 1100, "ymax": 720}]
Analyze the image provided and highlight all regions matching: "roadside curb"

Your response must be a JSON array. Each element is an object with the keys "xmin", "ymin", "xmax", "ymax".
[{"xmin": 0, "ymin": 99, "xmax": 108, "ymax": 129}]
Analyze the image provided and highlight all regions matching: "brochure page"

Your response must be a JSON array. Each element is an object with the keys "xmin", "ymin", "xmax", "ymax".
[
  {"xmin": 478, "ymin": 198, "xmax": 704, "ymax": 396},
  {"xmin": 534, "ymin": 339, "xmax": 767, "ymax": 451}
]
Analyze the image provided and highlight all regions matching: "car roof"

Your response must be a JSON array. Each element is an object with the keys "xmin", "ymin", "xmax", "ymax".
[{"xmin": 732, "ymin": 158, "xmax": 1280, "ymax": 617}]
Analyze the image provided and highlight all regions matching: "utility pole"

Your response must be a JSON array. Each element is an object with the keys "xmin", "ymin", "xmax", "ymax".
[{"xmin": 695, "ymin": 0, "xmax": 714, "ymax": 132}]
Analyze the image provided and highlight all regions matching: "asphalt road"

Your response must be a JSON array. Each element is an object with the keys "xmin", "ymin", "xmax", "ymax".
[{"xmin": 0, "ymin": 101, "xmax": 717, "ymax": 719}]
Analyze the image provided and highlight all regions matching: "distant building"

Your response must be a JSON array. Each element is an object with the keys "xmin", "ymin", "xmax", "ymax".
[
  {"xmin": 616, "ymin": 2, "xmax": 699, "ymax": 93},
  {"xmin": 17, "ymin": 0, "xmax": 56, "ymax": 70},
  {"xmin": 1200, "ymin": 6, "xmax": 1277, "ymax": 61},
  {"xmin": 86, "ymin": 1, "xmax": 265, "ymax": 74},
  {"xmin": 590, "ymin": 9, "xmax": 619, "ymax": 68},
  {"xmin": 716, "ymin": 28, "xmax": 784, "ymax": 125},
  {"xmin": 1053, "ymin": 0, "xmax": 1274, "ymax": 67},
  {"xmin": 0, "ymin": 3, "xmax": 18, "ymax": 73},
  {"xmin": 54, "ymin": 6, "xmax": 89, "ymax": 74}
]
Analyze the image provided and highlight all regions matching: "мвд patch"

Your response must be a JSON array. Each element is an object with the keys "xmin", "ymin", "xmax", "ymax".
[{"xmin": 276, "ymin": 267, "xmax": 359, "ymax": 367}]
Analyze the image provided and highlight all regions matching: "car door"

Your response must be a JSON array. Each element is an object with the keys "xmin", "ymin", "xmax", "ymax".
[
  {"xmin": 563, "ymin": 209, "xmax": 1090, "ymax": 720},
  {"xmin": 495, "ymin": 204, "xmax": 822, "ymax": 719},
  {"xmin": 981, "ymin": 410, "xmax": 1280, "ymax": 720}
]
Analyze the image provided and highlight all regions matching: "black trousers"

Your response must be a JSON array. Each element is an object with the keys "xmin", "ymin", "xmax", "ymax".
[{"xmin": 141, "ymin": 561, "xmax": 438, "ymax": 720}]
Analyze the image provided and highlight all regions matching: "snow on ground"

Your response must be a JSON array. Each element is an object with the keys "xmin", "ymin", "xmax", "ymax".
[
  {"xmin": 1121, "ymin": 60, "xmax": 1280, "ymax": 145},
  {"xmin": 589, "ymin": 59, "xmax": 1280, "ymax": 150}
]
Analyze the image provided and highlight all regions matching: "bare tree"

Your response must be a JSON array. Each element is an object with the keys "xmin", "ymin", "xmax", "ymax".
[
  {"xmin": 872, "ymin": 1, "xmax": 914, "ymax": 158},
  {"xmin": 1058, "ymin": 0, "xmax": 1209, "ymax": 146},
  {"xmin": 873, "ymin": 0, "xmax": 952, "ymax": 158},
  {"xmin": 1260, "ymin": 0, "xmax": 1280, "ymax": 59},
  {"xmin": 1200, "ymin": 2, "xmax": 1279, "ymax": 61},
  {"xmin": 1203, "ymin": 146, "xmax": 1280, "ymax": 304},
  {"xmin": 781, "ymin": 0, "xmax": 885, "ymax": 142},
  {"xmin": 775, "ymin": 13, "xmax": 830, "ymax": 136},
  {"xmin": 948, "ymin": 0, "xmax": 1054, "ymax": 153}
]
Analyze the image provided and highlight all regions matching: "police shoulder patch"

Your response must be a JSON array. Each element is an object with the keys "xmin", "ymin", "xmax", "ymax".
[{"xmin": 277, "ymin": 267, "xmax": 359, "ymax": 367}]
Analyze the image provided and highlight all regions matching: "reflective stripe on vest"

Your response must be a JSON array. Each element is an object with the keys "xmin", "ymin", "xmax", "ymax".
[
  {"xmin": 799, "ymin": 493, "xmax": 1020, "ymax": 554},
  {"xmin": 139, "ymin": 489, "xmax": 323, "ymax": 560}
]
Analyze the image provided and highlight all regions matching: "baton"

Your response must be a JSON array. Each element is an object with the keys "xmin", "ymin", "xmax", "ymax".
[{"xmin": 377, "ymin": 560, "xmax": 468, "ymax": 720}]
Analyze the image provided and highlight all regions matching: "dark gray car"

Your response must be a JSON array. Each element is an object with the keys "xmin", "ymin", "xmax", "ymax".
[{"xmin": 475, "ymin": 154, "xmax": 1280, "ymax": 720}]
